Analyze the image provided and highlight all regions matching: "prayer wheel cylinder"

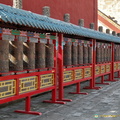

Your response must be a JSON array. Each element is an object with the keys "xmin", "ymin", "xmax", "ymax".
[
  {"xmin": 115, "ymin": 45, "xmax": 117, "ymax": 61},
  {"xmin": 109, "ymin": 46, "xmax": 111, "ymax": 62},
  {"xmin": 116, "ymin": 46, "xmax": 119, "ymax": 61},
  {"xmin": 88, "ymin": 46, "xmax": 92, "ymax": 64},
  {"xmin": 118, "ymin": 46, "xmax": 120, "ymax": 61},
  {"xmin": 96, "ymin": 47, "xmax": 101, "ymax": 63},
  {"xmin": 63, "ymin": 43, "xmax": 72, "ymax": 66},
  {"xmin": 83, "ymin": 44, "xmax": 88, "ymax": 64},
  {"xmin": 114, "ymin": 45, "xmax": 117, "ymax": 61},
  {"xmin": 0, "ymin": 40, "xmax": 9, "ymax": 72},
  {"xmin": 104, "ymin": 47, "xmax": 108, "ymax": 62},
  {"xmin": 101, "ymin": 47, "xmax": 104, "ymax": 63},
  {"xmin": 46, "ymin": 44, "xmax": 54, "ymax": 68},
  {"xmin": 107, "ymin": 45, "xmax": 110, "ymax": 62},
  {"xmin": 72, "ymin": 44, "xmax": 78, "ymax": 65},
  {"xmin": 116, "ymin": 47, "xmax": 117, "ymax": 61},
  {"xmin": 9, "ymin": 41, "xmax": 23, "ymax": 71},
  {"xmin": 23, "ymin": 42, "xmax": 35, "ymax": 69},
  {"xmin": 116, "ymin": 45, "xmax": 118, "ymax": 61},
  {"xmin": 117, "ymin": 46, "xmax": 119, "ymax": 61},
  {"xmin": 119, "ymin": 46, "xmax": 120, "ymax": 61},
  {"xmin": 78, "ymin": 44, "xmax": 83, "ymax": 65},
  {"xmin": 35, "ymin": 43, "xmax": 45, "ymax": 68},
  {"xmin": 118, "ymin": 45, "xmax": 120, "ymax": 61},
  {"xmin": 107, "ymin": 47, "xmax": 109, "ymax": 62},
  {"xmin": 103, "ymin": 48, "xmax": 105, "ymax": 62}
]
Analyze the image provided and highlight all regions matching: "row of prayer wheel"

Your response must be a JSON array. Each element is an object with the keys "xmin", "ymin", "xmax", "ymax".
[
  {"xmin": 96, "ymin": 42, "xmax": 111, "ymax": 63},
  {"xmin": 0, "ymin": 40, "xmax": 54, "ymax": 73},
  {"xmin": 63, "ymin": 42, "xmax": 92, "ymax": 66},
  {"xmin": 114, "ymin": 44, "xmax": 120, "ymax": 61}
]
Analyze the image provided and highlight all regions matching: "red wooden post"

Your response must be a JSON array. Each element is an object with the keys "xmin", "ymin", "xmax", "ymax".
[
  {"xmin": 14, "ymin": 35, "xmax": 17, "ymax": 41},
  {"xmin": 25, "ymin": 96, "xmax": 31, "ymax": 112},
  {"xmin": 69, "ymin": 82, "xmax": 88, "ymax": 95},
  {"xmin": 57, "ymin": 33, "xmax": 72, "ymax": 102},
  {"xmin": 15, "ymin": 96, "xmax": 42, "ymax": 115},
  {"xmin": 16, "ymin": 78, "xmax": 19, "ymax": 96},
  {"xmin": 0, "ymin": 33, "xmax": 2, "ymax": 40},
  {"xmin": 96, "ymin": 75, "xmax": 110, "ymax": 85}
]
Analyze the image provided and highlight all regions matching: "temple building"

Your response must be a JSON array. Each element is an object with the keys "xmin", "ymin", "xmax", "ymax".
[{"xmin": 98, "ymin": 0, "xmax": 120, "ymax": 33}]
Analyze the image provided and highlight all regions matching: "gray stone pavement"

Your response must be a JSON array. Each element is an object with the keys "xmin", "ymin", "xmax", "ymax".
[{"xmin": 0, "ymin": 78, "xmax": 120, "ymax": 120}]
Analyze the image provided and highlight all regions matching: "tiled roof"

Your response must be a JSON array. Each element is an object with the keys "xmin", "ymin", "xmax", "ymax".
[{"xmin": 0, "ymin": 4, "xmax": 120, "ymax": 43}]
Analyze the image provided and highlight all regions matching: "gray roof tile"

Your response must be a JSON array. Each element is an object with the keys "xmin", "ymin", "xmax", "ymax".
[{"xmin": 0, "ymin": 4, "xmax": 120, "ymax": 43}]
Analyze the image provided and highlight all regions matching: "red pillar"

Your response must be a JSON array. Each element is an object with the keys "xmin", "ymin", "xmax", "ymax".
[{"xmin": 57, "ymin": 33, "xmax": 72, "ymax": 102}]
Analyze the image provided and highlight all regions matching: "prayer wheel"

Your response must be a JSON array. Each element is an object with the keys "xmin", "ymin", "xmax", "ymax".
[
  {"xmin": 116, "ymin": 45, "xmax": 119, "ymax": 61},
  {"xmin": 0, "ymin": 40, "xmax": 9, "ymax": 72},
  {"xmin": 78, "ymin": 44, "xmax": 83, "ymax": 65},
  {"xmin": 101, "ymin": 45, "xmax": 104, "ymax": 63},
  {"xmin": 88, "ymin": 45, "xmax": 92, "ymax": 64},
  {"xmin": 23, "ymin": 42, "xmax": 35, "ymax": 69},
  {"xmin": 117, "ymin": 45, "xmax": 119, "ymax": 61},
  {"xmin": 108, "ymin": 45, "xmax": 111, "ymax": 62},
  {"xmin": 114, "ymin": 45, "xmax": 117, "ymax": 61},
  {"xmin": 35, "ymin": 43, "xmax": 45, "ymax": 68},
  {"xmin": 46, "ymin": 43, "xmax": 54, "ymax": 68},
  {"xmin": 63, "ymin": 43, "xmax": 72, "ymax": 66},
  {"xmin": 108, "ymin": 44, "xmax": 110, "ymax": 62},
  {"xmin": 118, "ymin": 45, "xmax": 120, "ymax": 61},
  {"xmin": 96, "ymin": 45, "xmax": 101, "ymax": 63},
  {"xmin": 9, "ymin": 41, "xmax": 23, "ymax": 71},
  {"xmin": 116, "ymin": 45, "xmax": 118, "ymax": 61},
  {"xmin": 104, "ymin": 45, "xmax": 108, "ymax": 62},
  {"xmin": 72, "ymin": 43, "xmax": 78, "ymax": 65},
  {"xmin": 83, "ymin": 44, "xmax": 88, "ymax": 64},
  {"xmin": 107, "ymin": 45, "xmax": 110, "ymax": 62},
  {"xmin": 106, "ymin": 45, "xmax": 109, "ymax": 62}
]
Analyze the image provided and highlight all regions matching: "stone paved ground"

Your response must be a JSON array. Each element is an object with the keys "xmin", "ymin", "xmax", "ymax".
[{"xmin": 0, "ymin": 79, "xmax": 120, "ymax": 120}]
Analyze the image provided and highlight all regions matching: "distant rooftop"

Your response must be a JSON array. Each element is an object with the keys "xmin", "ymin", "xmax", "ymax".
[{"xmin": 98, "ymin": 10, "xmax": 120, "ymax": 31}]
